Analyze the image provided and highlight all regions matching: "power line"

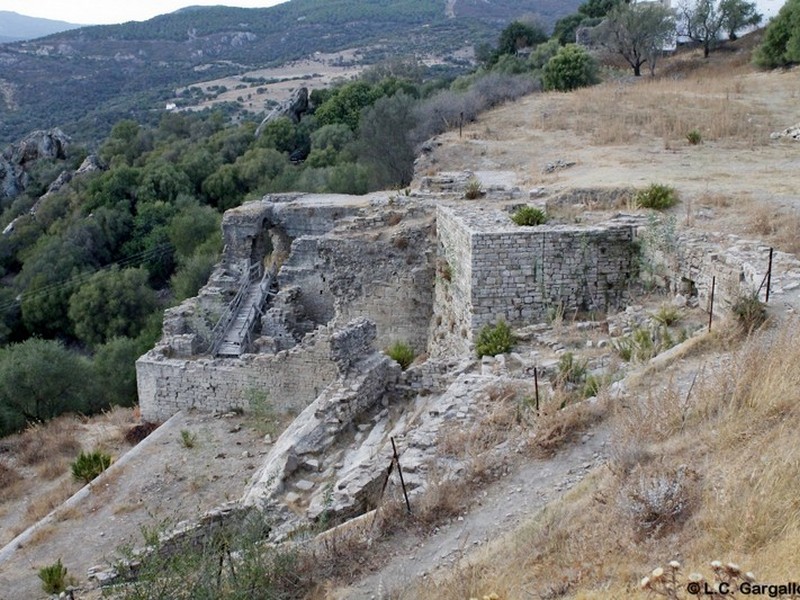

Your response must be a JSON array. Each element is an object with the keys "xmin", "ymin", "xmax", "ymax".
[{"xmin": 0, "ymin": 243, "xmax": 174, "ymax": 313}]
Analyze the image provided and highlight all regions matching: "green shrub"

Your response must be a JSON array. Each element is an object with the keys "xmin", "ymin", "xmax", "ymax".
[
  {"xmin": 652, "ymin": 305, "xmax": 681, "ymax": 327},
  {"xmin": 543, "ymin": 44, "xmax": 598, "ymax": 92},
  {"xmin": 557, "ymin": 352, "xmax": 588, "ymax": 386},
  {"xmin": 464, "ymin": 177, "xmax": 484, "ymax": 200},
  {"xmin": 386, "ymin": 341, "xmax": 415, "ymax": 370},
  {"xmin": 635, "ymin": 184, "xmax": 679, "ymax": 210},
  {"xmin": 475, "ymin": 320, "xmax": 516, "ymax": 357},
  {"xmin": 754, "ymin": 0, "xmax": 800, "ymax": 69},
  {"xmin": 731, "ymin": 291, "xmax": 767, "ymax": 332},
  {"xmin": 583, "ymin": 374, "xmax": 608, "ymax": 398},
  {"xmin": 686, "ymin": 129, "xmax": 702, "ymax": 145},
  {"xmin": 71, "ymin": 450, "xmax": 112, "ymax": 484},
  {"xmin": 38, "ymin": 558, "xmax": 68, "ymax": 594},
  {"xmin": 511, "ymin": 206, "xmax": 548, "ymax": 226},
  {"xmin": 180, "ymin": 429, "xmax": 197, "ymax": 448}
]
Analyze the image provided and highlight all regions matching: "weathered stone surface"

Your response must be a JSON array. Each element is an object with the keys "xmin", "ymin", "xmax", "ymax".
[
  {"xmin": 3, "ymin": 128, "xmax": 69, "ymax": 165},
  {"xmin": 430, "ymin": 204, "xmax": 638, "ymax": 357},
  {"xmin": 255, "ymin": 87, "xmax": 309, "ymax": 137},
  {"xmin": 771, "ymin": 124, "xmax": 800, "ymax": 140}
]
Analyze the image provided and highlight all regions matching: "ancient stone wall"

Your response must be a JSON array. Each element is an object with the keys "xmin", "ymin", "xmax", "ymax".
[
  {"xmin": 639, "ymin": 221, "xmax": 798, "ymax": 312},
  {"xmin": 137, "ymin": 327, "xmax": 337, "ymax": 422},
  {"xmin": 320, "ymin": 225, "xmax": 435, "ymax": 353},
  {"xmin": 430, "ymin": 205, "xmax": 637, "ymax": 356}
]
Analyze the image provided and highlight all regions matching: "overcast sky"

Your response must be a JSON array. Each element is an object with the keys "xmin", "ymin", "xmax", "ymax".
[
  {"xmin": 0, "ymin": 0, "xmax": 788, "ymax": 26},
  {"xmin": 0, "ymin": 1, "xmax": 288, "ymax": 25}
]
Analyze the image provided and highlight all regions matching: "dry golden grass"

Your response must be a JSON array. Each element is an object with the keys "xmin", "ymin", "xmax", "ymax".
[
  {"xmin": 404, "ymin": 320, "xmax": 800, "ymax": 599},
  {"xmin": 0, "ymin": 461, "xmax": 25, "ymax": 501},
  {"xmin": 743, "ymin": 203, "xmax": 800, "ymax": 255},
  {"xmin": 13, "ymin": 417, "xmax": 81, "ymax": 467},
  {"xmin": 528, "ymin": 390, "xmax": 608, "ymax": 458},
  {"xmin": 36, "ymin": 456, "xmax": 71, "ymax": 480},
  {"xmin": 25, "ymin": 523, "xmax": 57, "ymax": 546},
  {"xmin": 18, "ymin": 484, "xmax": 79, "ymax": 534},
  {"xmin": 537, "ymin": 55, "xmax": 773, "ymax": 148}
]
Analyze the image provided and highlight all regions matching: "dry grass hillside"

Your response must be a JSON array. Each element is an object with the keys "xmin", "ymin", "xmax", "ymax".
[{"xmin": 398, "ymin": 37, "xmax": 800, "ymax": 599}]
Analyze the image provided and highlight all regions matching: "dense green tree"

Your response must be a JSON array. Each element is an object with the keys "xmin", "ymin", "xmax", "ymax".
[
  {"xmin": 85, "ymin": 166, "xmax": 141, "ymax": 212},
  {"xmin": 327, "ymin": 162, "xmax": 370, "ymax": 195},
  {"xmin": 594, "ymin": 1, "xmax": 676, "ymax": 76},
  {"xmin": 580, "ymin": 0, "xmax": 625, "ymax": 18},
  {"xmin": 170, "ymin": 251, "xmax": 219, "ymax": 301},
  {"xmin": 357, "ymin": 92, "xmax": 417, "ymax": 189},
  {"xmin": 100, "ymin": 120, "xmax": 153, "ymax": 166},
  {"xmin": 496, "ymin": 20, "xmax": 548, "ymax": 56},
  {"xmin": 68, "ymin": 266, "xmax": 157, "ymax": 347},
  {"xmin": 137, "ymin": 161, "xmax": 193, "ymax": 203},
  {"xmin": 255, "ymin": 117, "xmax": 299, "ymax": 153},
  {"xmin": 207, "ymin": 124, "xmax": 255, "ymax": 163},
  {"xmin": 19, "ymin": 236, "xmax": 93, "ymax": 337},
  {"xmin": 543, "ymin": 44, "xmax": 599, "ymax": 91},
  {"xmin": 167, "ymin": 203, "xmax": 221, "ymax": 262},
  {"xmin": 0, "ymin": 339, "xmax": 93, "ymax": 434},
  {"xmin": 202, "ymin": 163, "xmax": 247, "ymax": 210},
  {"xmin": 314, "ymin": 82, "xmax": 379, "ymax": 131},
  {"xmin": 754, "ymin": 0, "xmax": 800, "ymax": 67},
  {"xmin": 179, "ymin": 147, "xmax": 222, "ymax": 196},
  {"xmin": 121, "ymin": 201, "xmax": 178, "ymax": 285},
  {"xmin": 310, "ymin": 123, "xmax": 354, "ymax": 152},
  {"xmin": 235, "ymin": 147, "xmax": 287, "ymax": 190},
  {"xmin": 529, "ymin": 39, "xmax": 563, "ymax": 70},
  {"xmin": 92, "ymin": 336, "xmax": 148, "ymax": 408},
  {"xmin": 553, "ymin": 13, "xmax": 591, "ymax": 45},
  {"xmin": 0, "ymin": 286, "xmax": 22, "ymax": 344}
]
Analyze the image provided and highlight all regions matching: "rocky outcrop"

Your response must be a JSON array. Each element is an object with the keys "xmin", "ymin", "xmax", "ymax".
[
  {"xmin": 254, "ymin": 87, "xmax": 309, "ymax": 137},
  {"xmin": 3, "ymin": 128, "xmax": 69, "ymax": 165},
  {"xmin": 0, "ymin": 128, "xmax": 71, "ymax": 202},
  {"xmin": 771, "ymin": 124, "xmax": 800, "ymax": 141}
]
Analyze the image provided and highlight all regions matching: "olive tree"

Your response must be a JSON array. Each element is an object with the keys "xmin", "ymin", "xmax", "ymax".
[
  {"xmin": 594, "ymin": 1, "xmax": 677, "ymax": 76},
  {"xmin": 678, "ymin": 0, "xmax": 761, "ymax": 57},
  {"xmin": 0, "ymin": 339, "xmax": 93, "ymax": 434}
]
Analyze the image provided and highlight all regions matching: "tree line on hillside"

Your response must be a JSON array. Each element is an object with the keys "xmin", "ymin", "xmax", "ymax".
[{"xmin": 1, "ymin": 0, "xmax": 797, "ymax": 438}]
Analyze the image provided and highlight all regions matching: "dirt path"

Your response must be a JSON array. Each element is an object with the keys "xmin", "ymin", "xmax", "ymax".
[{"xmin": 334, "ymin": 423, "xmax": 610, "ymax": 599}]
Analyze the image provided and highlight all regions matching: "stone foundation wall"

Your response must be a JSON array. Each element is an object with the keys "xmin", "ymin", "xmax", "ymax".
[
  {"xmin": 137, "ymin": 328, "xmax": 337, "ymax": 422},
  {"xmin": 470, "ymin": 224, "xmax": 635, "ymax": 327},
  {"xmin": 640, "ymin": 223, "xmax": 797, "ymax": 312}
]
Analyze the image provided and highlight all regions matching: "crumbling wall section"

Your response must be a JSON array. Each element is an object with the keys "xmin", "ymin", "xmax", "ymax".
[
  {"xmin": 137, "ymin": 327, "xmax": 337, "ymax": 422},
  {"xmin": 319, "ymin": 223, "xmax": 436, "ymax": 353},
  {"xmin": 428, "ymin": 206, "xmax": 474, "ymax": 357},
  {"xmin": 639, "ymin": 222, "xmax": 797, "ymax": 312}
]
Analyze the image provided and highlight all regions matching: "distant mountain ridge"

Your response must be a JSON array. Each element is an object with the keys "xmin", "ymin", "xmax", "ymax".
[
  {"xmin": 0, "ymin": 0, "xmax": 581, "ymax": 146},
  {"xmin": 0, "ymin": 10, "xmax": 82, "ymax": 43}
]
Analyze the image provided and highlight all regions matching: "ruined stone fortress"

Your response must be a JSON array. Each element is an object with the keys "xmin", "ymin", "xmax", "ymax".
[{"xmin": 134, "ymin": 174, "xmax": 798, "ymax": 537}]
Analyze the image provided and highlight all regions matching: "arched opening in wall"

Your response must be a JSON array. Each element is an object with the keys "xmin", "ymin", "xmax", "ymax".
[
  {"xmin": 680, "ymin": 277, "xmax": 698, "ymax": 298},
  {"xmin": 266, "ymin": 224, "xmax": 292, "ymax": 271},
  {"xmin": 250, "ymin": 218, "xmax": 274, "ymax": 269}
]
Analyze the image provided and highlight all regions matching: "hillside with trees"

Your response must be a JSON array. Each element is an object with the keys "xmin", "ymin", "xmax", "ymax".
[{"xmin": 0, "ymin": 0, "xmax": 581, "ymax": 146}]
